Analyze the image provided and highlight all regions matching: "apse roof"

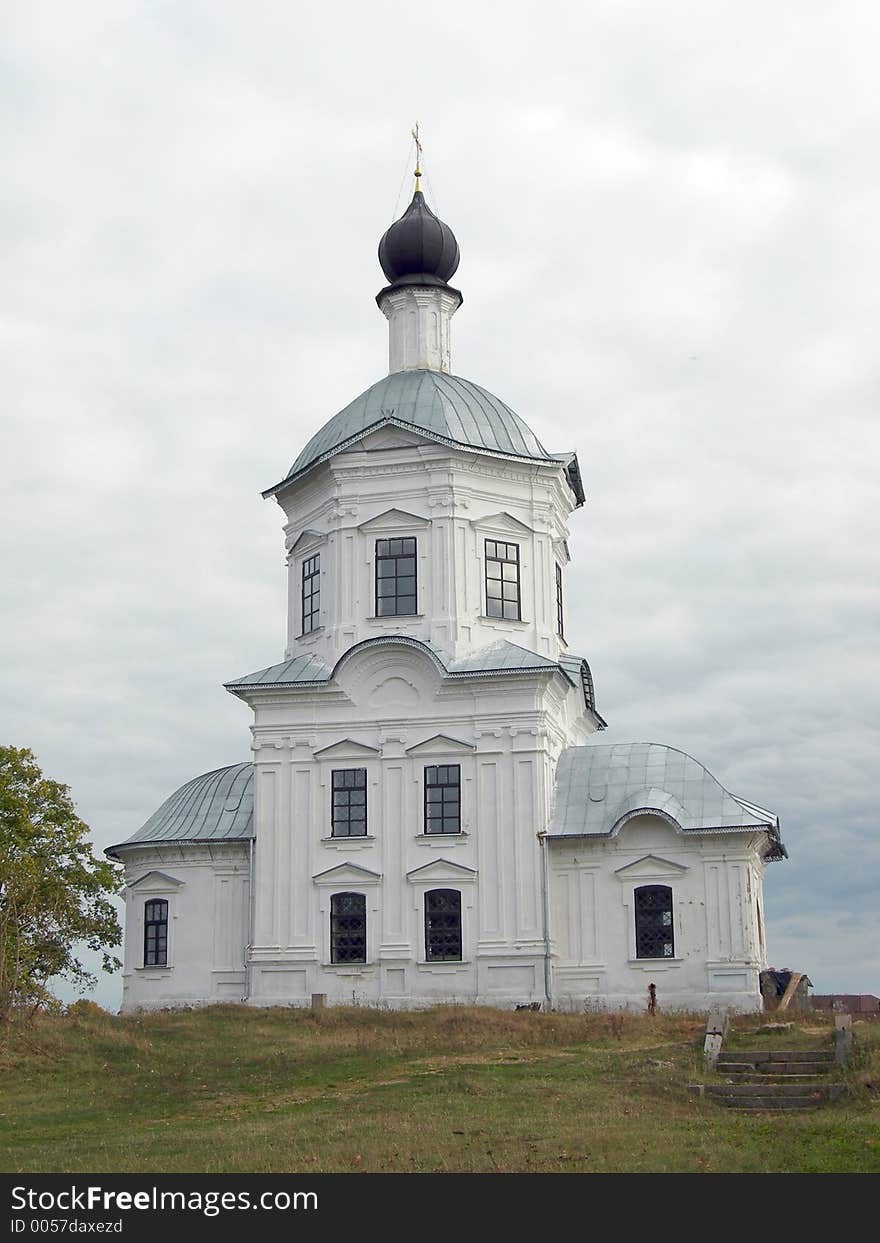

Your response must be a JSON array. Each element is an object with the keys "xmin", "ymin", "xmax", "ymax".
[
  {"xmin": 549, "ymin": 742, "xmax": 785, "ymax": 858},
  {"xmin": 264, "ymin": 369, "xmax": 568, "ymax": 497},
  {"xmin": 106, "ymin": 763, "xmax": 254, "ymax": 858}
]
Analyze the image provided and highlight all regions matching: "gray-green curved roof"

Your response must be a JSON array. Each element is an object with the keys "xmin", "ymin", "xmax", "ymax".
[
  {"xmin": 106, "ymin": 763, "xmax": 254, "ymax": 857},
  {"xmin": 549, "ymin": 742, "xmax": 785, "ymax": 858},
  {"xmin": 266, "ymin": 370, "xmax": 553, "ymax": 495}
]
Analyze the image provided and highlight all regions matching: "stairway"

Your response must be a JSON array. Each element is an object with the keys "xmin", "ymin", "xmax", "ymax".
[{"xmin": 691, "ymin": 1048, "xmax": 845, "ymax": 1111}]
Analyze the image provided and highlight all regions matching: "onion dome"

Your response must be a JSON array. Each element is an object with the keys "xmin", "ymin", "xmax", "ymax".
[{"xmin": 378, "ymin": 190, "xmax": 460, "ymax": 290}]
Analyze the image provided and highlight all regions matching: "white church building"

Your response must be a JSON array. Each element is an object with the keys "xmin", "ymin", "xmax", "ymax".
[{"xmin": 108, "ymin": 166, "xmax": 786, "ymax": 1014}]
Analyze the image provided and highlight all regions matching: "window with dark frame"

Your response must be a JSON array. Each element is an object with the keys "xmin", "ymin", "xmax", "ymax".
[
  {"xmin": 425, "ymin": 889, "xmax": 462, "ymax": 961},
  {"xmin": 143, "ymin": 899, "xmax": 168, "ymax": 967},
  {"xmin": 302, "ymin": 553, "xmax": 320, "ymax": 634},
  {"xmin": 634, "ymin": 885, "xmax": 675, "ymax": 958},
  {"xmin": 331, "ymin": 768, "xmax": 367, "ymax": 837},
  {"xmin": 375, "ymin": 537, "xmax": 417, "ymax": 616},
  {"xmin": 330, "ymin": 892, "xmax": 366, "ymax": 964},
  {"xmin": 485, "ymin": 539, "xmax": 521, "ymax": 620},
  {"xmin": 555, "ymin": 563, "xmax": 564, "ymax": 638},
  {"xmin": 424, "ymin": 765, "xmax": 461, "ymax": 835}
]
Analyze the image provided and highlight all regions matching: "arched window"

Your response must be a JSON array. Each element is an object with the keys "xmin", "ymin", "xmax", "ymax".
[
  {"xmin": 634, "ymin": 886, "xmax": 674, "ymax": 959},
  {"xmin": 330, "ymin": 892, "xmax": 366, "ymax": 964},
  {"xmin": 143, "ymin": 899, "xmax": 168, "ymax": 967},
  {"xmin": 425, "ymin": 889, "xmax": 462, "ymax": 961}
]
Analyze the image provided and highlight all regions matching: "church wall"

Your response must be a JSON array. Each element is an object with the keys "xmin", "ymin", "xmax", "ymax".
[
  {"xmin": 118, "ymin": 844, "xmax": 250, "ymax": 1012},
  {"xmin": 277, "ymin": 440, "xmax": 578, "ymax": 670},
  {"xmin": 548, "ymin": 816, "xmax": 768, "ymax": 1013},
  {"xmin": 243, "ymin": 658, "xmax": 571, "ymax": 1009}
]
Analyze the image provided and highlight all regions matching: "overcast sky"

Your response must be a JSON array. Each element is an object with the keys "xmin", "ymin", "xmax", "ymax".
[{"xmin": 4, "ymin": 2, "xmax": 878, "ymax": 1008}]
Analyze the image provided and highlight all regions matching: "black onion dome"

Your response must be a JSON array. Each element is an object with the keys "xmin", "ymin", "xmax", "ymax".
[{"xmin": 378, "ymin": 190, "xmax": 460, "ymax": 289}]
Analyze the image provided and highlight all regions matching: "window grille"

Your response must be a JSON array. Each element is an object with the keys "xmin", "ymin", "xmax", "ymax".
[
  {"xmin": 331, "ymin": 769, "xmax": 367, "ymax": 836},
  {"xmin": 302, "ymin": 553, "xmax": 320, "ymax": 633},
  {"xmin": 330, "ymin": 892, "xmax": 366, "ymax": 963},
  {"xmin": 375, "ymin": 538, "xmax": 417, "ymax": 616},
  {"xmin": 634, "ymin": 885, "xmax": 674, "ymax": 958},
  {"xmin": 424, "ymin": 765, "xmax": 461, "ymax": 834},
  {"xmin": 143, "ymin": 899, "xmax": 168, "ymax": 967},
  {"xmin": 425, "ymin": 889, "xmax": 462, "ymax": 961},
  {"xmin": 485, "ymin": 540, "xmax": 521, "ymax": 620}
]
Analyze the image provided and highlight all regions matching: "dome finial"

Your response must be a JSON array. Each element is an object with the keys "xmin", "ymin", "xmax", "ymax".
[{"xmin": 412, "ymin": 122, "xmax": 422, "ymax": 193}]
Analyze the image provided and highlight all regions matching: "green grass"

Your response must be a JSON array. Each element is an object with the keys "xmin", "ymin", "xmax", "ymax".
[{"xmin": 1, "ymin": 1005, "xmax": 877, "ymax": 1173}]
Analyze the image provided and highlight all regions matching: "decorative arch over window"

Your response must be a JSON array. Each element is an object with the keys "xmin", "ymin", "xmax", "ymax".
[
  {"xmin": 143, "ymin": 899, "xmax": 168, "ymax": 966},
  {"xmin": 424, "ymin": 889, "xmax": 462, "ymax": 961},
  {"xmin": 330, "ymin": 892, "xmax": 366, "ymax": 964},
  {"xmin": 634, "ymin": 885, "xmax": 674, "ymax": 959}
]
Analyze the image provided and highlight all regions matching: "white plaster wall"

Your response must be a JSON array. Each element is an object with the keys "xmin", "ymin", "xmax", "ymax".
[
  {"xmin": 378, "ymin": 287, "xmax": 461, "ymax": 374},
  {"xmin": 278, "ymin": 434, "xmax": 577, "ymax": 667},
  {"xmin": 244, "ymin": 642, "xmax": 575, "ymax": 1008},
  {"xmin": 118, "ymin": 844, "xmax": 250, "ymax": 1012},
  {"xmin": 548, "ymin": 815, "xmax": 769, "ymax": 1013}
]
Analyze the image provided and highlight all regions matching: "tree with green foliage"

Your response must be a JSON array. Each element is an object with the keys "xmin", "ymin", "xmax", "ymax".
[{"xmin": 0, "ymin": 745, "xmax": 122, "ymax": 1020}]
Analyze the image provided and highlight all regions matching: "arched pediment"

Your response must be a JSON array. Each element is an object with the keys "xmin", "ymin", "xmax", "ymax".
[
  {"xmin": 333, "ymin": 639, "xmax": 444, "ymax": 715},
  {"xmin": 607, "ymin": 788, "xmax": 688, "ymax": 836}
]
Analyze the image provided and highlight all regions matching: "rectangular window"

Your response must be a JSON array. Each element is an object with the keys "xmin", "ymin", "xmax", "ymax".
[
  {"xmin": 302, "ymin": 554, "xmax": 320, "ymax": 634},
  {"xmin": 375, "ymin": 538, "xmax": 417, "ymax": 616},
  {"xmin": 424, "ymin": 765, "xmax": 461, "ymax": 834},
  {"xmin": 143, "ymin": 899, "xmax": 168, "ymax": 967},
  {"xmin": 635, "ymin": 885, "xmax": 675, "ymax": 959},
  {"xmin": 425, "ymin": 889, "xmax": 462, "ymax": 961},
  {"xmin": 331, "ymin": 892, "xmax": 366, "ymax": 963},
  {"xmin": 485, "ymin": 539, "xmax": 521, "ymax": 620},
  {"xmin": 556, "ymin": 563, "xmax": 564, "ymax": 638},
  {"xmin": 331, "ymin": 768, "xmax": 367, "ymax": 837}
]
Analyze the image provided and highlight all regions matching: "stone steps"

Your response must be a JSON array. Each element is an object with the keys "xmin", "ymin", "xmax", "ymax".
[
  {"xmin": 690, "ymin": 1082, "xmax": 845, "ymax": 1110},
  {"xmin": 716, "ymin": 1050, "xmax": 834, "ymax": 1066},
  {"xmin": 716, "ymin": 1061, "xmax": 832, "ymax": 1076},
  {"xmin": 692, "ymin": 1045, "xmax": 844, "ymax": 1112}
]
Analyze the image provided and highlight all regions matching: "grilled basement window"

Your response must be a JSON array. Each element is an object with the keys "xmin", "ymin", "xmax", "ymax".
[
  {"xmin": 485, "ymin": 539, "xmax": 521, "ymax": 620},
  {"xmin": 634, "ymin": 885, "xmax": 674, "ymax": 958},
  {"xmin": 302, "ymin": 553, "xmax": 320, "ymax": 633},
  {"xmin": 143, "ymin": 899, "xmax": 168, "ymax": 967},
  {"xmin": 555, "ymin": 563, "xmax": 564, "ymax": 638},
  {"xmin": 375, "ymin": 537, "xmax": 417, "ymax": 616},
  {"xmin": 331, "ymin": 768, "xmax": 367, "ymax": 837},
  {"xmin": 330, "ymin": 892, "xmax": 366, "ymax": 964},
  {"xmin": 425, "ymin": 889, "xmax": 462, "ymax": 961},
  {"xmin": 424, "ymin": 765, "xmax": 461, "ymax": 834}
]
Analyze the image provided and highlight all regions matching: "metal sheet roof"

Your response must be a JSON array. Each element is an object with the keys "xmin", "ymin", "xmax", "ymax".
[
  {"xmin": 225, "ymin": 652, "xmax": 333, "ymax": 690},
  {"xmin": 107, "ymin": 763, "xmax": 254, "ymax": 857},
  {"xmin": 225, "ymin": 638, "xmax": 584, "ymax": 692},
  {"xmin": 550, "ymin": 742, "xmax": 784, "ymax": 852},
  {"xmin": 446, "ymin": 640, "xmax": 558, "ymax": 674},
  {"xmin": 268, "ymin": 370, "xmax": 555, "ymax": 493}
]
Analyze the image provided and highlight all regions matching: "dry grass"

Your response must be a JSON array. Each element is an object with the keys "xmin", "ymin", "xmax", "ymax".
[{"xmin": 1, "ymin": 1005, "xmax": 877, "ymax": 1174}]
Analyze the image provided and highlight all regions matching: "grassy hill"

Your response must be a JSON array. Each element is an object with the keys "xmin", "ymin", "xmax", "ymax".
[{"xmin": 1, "ymin": 1004, "xmax": 877, "ymax": 1174}]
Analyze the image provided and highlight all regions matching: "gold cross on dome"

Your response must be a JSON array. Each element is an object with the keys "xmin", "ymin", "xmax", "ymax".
[{"xmin": 412, "ymin": 122, "xmax": 422, "ymax": 191}]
